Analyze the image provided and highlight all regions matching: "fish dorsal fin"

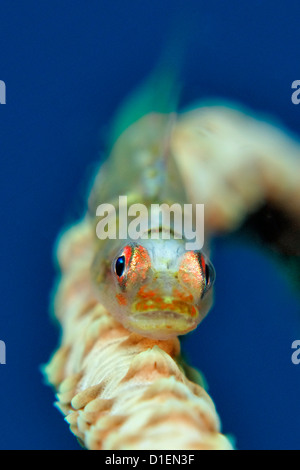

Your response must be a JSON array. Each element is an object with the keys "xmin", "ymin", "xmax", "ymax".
[{"xmin": 108, "ymin": 41, "xmax": 184, "ymax": 148}]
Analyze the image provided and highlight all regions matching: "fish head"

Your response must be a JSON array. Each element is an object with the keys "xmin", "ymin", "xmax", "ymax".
[{"xmin": 92, "ymin": 238, "xmax": 215, "ymax": 339}]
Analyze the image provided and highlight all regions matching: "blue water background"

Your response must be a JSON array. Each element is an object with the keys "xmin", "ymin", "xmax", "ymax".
[{"xmin": 0, "ymin": 1, "xmax": 299, "ymax": 449}]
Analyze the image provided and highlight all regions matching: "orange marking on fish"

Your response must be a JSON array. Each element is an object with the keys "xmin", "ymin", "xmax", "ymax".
[
  {"xmin": 172, "ymin": 288, "xmax": 194, "ymax": 303},
  {"xmin": 116, "ymin": 293, "xmax": 127, "ymax": 306},
  {"xmin": 137, "ymin": 285, "xmax": 157, "ymax": 299},
  {"xmin": 178, "ymin": 252, "xmax": 203, "ymax": 293},
  {"xmin": 190, "ymin": 306, "xmax": 197, "ymax": 317}
]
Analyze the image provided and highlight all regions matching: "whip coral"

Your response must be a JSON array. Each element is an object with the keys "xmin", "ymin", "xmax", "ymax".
[{"xmin": 45, "ymin": 103, "xmax": 300, "ymax": 450}]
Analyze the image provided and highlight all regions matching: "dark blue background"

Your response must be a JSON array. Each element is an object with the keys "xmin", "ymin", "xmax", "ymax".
[{"xmin": 0, "ymin": 1, "xmax": 299, "ymax": 450}]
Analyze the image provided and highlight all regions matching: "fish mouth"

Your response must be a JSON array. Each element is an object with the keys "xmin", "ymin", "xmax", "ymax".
[
  {"xmin": 128, "ymin": 299, "xmax": 199, "ymax": 338},
  {"xmin": 132, "ymin": 298, "xmax": 198, "ymax": 317}
]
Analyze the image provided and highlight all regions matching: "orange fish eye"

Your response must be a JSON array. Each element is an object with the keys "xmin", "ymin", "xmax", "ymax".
[
  {"xmin": 112, "ymin": 245, "xmax": 133, "ymax": 286},
  {"xmin": 179, "ymin": 251, "xmax": 215, "ymax": 299},
  {"xmin": 115, "ymin": 255, "xmax": 125, "ymax": 277},
  {"xmin": 113, "ymin": 244, "xmax": 151, "ymax": 287},
  {"xmin": 199, "ymin": 254, "xmax": 215, "ymax": 298}
]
